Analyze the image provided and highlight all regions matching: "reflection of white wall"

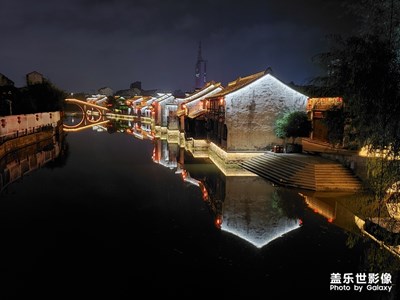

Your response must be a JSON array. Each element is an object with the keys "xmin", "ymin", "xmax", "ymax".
[
  {"xmin": 222, "ymin": 176, "xmax": 301, "ymax": 248},
  {"xmin": 164, "ymin": 103, "xmax": 178, "ymax": 129},
  {"xmin": 154, "ymin": 140, "xmax": 177, "ymax": 170}
]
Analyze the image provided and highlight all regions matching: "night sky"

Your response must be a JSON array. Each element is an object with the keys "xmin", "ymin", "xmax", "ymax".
[{"xmin": 1, "ymin": 0, "xmax": 359, "ymax": 94}]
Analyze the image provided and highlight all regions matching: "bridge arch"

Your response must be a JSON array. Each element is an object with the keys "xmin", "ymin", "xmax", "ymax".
[{"xmin": 63, "ymin": 98, "xmax": 110, "ymax": 132}]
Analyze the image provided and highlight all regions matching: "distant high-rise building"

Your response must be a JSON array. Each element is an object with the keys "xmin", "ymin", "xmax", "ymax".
[{"xmin": 194, "ymin": 41, "xmax": 207, "ymax": 90}]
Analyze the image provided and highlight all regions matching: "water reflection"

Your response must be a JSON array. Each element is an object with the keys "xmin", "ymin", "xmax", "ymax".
[
  {"xmin": 300, "ymin": 190, "xmax": 400, "ymax": 267},
  {"xmin": 0, "ymin": 128, "xmax": 68, "ymax": 193},
  {"xmin": 5, "ymin": 112, "xmax": 400, "ymax": 264},
  {"xmin": 60, "ymin": 115, "xmax": 400, "ymax": 261},
  {"xmin": 63, "ymin": 101, "xmax": 110, "ymax": 132},
  {"xmin": 219, "ymin": 177, "xmax": 302, "ymax": 248},
  {"xmin": 153, "ymin": 135, "xmax": 400, "ymax": 271},
  {"xmin": 300, "ymin": 191, "xmax": 360, "ymax": 232},
  {"xmin": 152, "ymin": 137, "xmax": 304, "ymax": 248},
  {"xmin": 152, "ymin": 137, "xmax": 360, "ymax": 249},
  {"xmin": 2, "ymin": 114, "xmax": 400, "ymax": 298}
]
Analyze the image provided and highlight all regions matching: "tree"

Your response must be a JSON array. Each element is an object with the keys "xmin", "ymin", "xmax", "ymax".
[
  {"xmin": 349, "ymin": 0, "xmax": 400, "ymax": 51},
  {"xmin": 309, "ymin": 0, "xmax": 400, "ymax": 207},
  {"xmin": 18, "ymin": 81, "xmax": 67, "ymax": 114},
  {"xmin": 323, "ymin": 105, "xmax": 346, "ymax": 147},
  {"xmin": 310, "ymin": 0, "xmax": 400, "ymax": 152},
  {"xmin": 274, "ymin": 111, "xmax": 312, "ymax": 151}
]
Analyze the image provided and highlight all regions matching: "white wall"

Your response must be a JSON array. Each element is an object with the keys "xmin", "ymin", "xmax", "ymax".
[
  {"xmin": 225, "ymin": 74, "xmax": 307, "ymax": 151},
  {"xmin": 0, "ymin": 111, "xmax": 61, "ymax": 137}
]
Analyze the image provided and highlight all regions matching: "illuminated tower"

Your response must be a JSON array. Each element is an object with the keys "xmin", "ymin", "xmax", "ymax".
[{"xmin": 194, "ymin": 41, "xmax": 207, "ymax": 90}]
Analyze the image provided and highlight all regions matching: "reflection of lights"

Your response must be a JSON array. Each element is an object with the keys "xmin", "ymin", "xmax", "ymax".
[
  {"xmin": 180, "ymin": 169, "xmax": 201, "ymax": 187},
  {"xmin": 202, "ymin": 189, "xmax": 208, "ymax": 200},
  {"xmin": 63, "ymin": 120, "xmax": 110, "ymax": 132},
  {"xmin": 198, "ymin": 182, "xmax": 209, "ymax": 201},
  {"xmin": 215, "ymin": 216, "xmax": 222, "ymax": 229},
  {"xmin": 222, "ymin": 220, "xmax": 302, "ymax": 249},
  {"xmin": 66, "ymin": 98, "xmax": 110, "ymax": 111},
  {"xmin": 299, "ymin": 192, "xmax": 336, "ymax": 223}
]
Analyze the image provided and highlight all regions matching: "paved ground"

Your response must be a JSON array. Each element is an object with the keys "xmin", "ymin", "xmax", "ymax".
[{"xmin": 273, "ymin": 152, "xmax": 344, "ymax": 164}]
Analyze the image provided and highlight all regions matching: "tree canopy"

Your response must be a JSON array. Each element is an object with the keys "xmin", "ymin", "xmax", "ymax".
[
  {"xmin": 274, "ymin": 110, "xmax": 311, "ymax": 144},
  {"xmin": 308, "ymin": 0, "xmax": 400, "ymax": 199},
  {"xmin": 309, "ymin": 0, "xmax": 400, "ymax": 154}
]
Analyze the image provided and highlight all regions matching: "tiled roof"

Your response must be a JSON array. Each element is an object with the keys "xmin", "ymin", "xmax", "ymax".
[
  {"xmin": 179, "ymin": 81, "xmax": 223, "ymax": 102},
  {"xmin": 210, "ymin": 69, "xmax": 270, "ymax": 97}
]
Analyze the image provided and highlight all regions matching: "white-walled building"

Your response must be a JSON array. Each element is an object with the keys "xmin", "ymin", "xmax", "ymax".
[{"xmin": 205, "ymin": 69, "xmax": 308, "ymax": 151}]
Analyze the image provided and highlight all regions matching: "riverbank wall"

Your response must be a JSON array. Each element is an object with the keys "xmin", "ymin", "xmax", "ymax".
[
  {"xmin": 0, "ymin": 112, "xmax": 62, "ymax": 159},
  {"xmin": 0, "ymin": 112, "xmax": 64, "ymax": 192}
]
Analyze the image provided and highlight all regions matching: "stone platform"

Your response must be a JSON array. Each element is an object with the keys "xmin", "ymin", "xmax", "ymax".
[{"xmin": 239, "ymin": 151, "xmax": 363, "ymax": 192}]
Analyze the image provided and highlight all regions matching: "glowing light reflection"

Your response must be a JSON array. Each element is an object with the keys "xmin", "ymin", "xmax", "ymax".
[{"xmin": 221, "ymin": 220, "xmax": 301, "ymax": 248}]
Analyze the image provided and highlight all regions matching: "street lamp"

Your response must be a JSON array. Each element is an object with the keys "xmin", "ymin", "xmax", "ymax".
[{"xmin": 5, "ymin": 99, "xmax": 12, "ymax": 115}]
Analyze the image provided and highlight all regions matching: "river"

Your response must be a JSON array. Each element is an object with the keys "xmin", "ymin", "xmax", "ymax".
[{"xmin": 0, "ymin": 121, "xmax": 399, "ymax": 299}]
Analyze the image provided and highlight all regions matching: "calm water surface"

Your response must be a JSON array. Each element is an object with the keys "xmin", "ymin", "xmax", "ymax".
[{"xmin": 1, "ymin": 128, "xmax": 399, "ymax": 299}]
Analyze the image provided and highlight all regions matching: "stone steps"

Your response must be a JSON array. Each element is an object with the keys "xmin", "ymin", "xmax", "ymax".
[{"xmin": 239, "ymin": 152, "xmax": 363, "ymax": 192}]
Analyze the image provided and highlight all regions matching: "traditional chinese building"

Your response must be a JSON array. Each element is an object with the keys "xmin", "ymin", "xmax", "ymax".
[
  {"xmin": 204, "ymin": 69, "xmax": 308, "ymax": 151},
  {"xmin": 151, "ymin": 93, "xmax": 175, "ymax": 128},
  {"xmin": 306, "ymin": 97, "xmax": 343, "ymax": 142},
  {"xmin": 176, "ymin": 81, "xmax": 223, "ymax": 139}
]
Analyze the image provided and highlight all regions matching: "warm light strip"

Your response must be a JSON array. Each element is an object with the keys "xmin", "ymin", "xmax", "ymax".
[
  {"xmin": 207, "ymin": 142, "xmax": 262, "ymax": 176},
  {"xmin": 63, "ymin": 120, "xmax": 110, "ymax": 132},
  {"xmin": 106, "ymin": 113, "xmax": 138, "ymax": 121},
  {"xmin": 65, "ymin": 98, "xmax": 110, "ymax": 111},
  {"xmin": 227, "ymin": 73, "xmax": 307, "ymax": 100}
]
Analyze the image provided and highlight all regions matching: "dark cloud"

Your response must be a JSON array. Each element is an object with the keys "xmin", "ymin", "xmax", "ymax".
[{"xmin": 1, "ymin": 0, "xmax": 358, "ymax": 93}]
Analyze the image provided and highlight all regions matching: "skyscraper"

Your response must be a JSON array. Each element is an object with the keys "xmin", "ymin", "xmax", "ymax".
[{"xmin": 194, "ymin": 41, "xmax": 207, "ymax": 90}]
